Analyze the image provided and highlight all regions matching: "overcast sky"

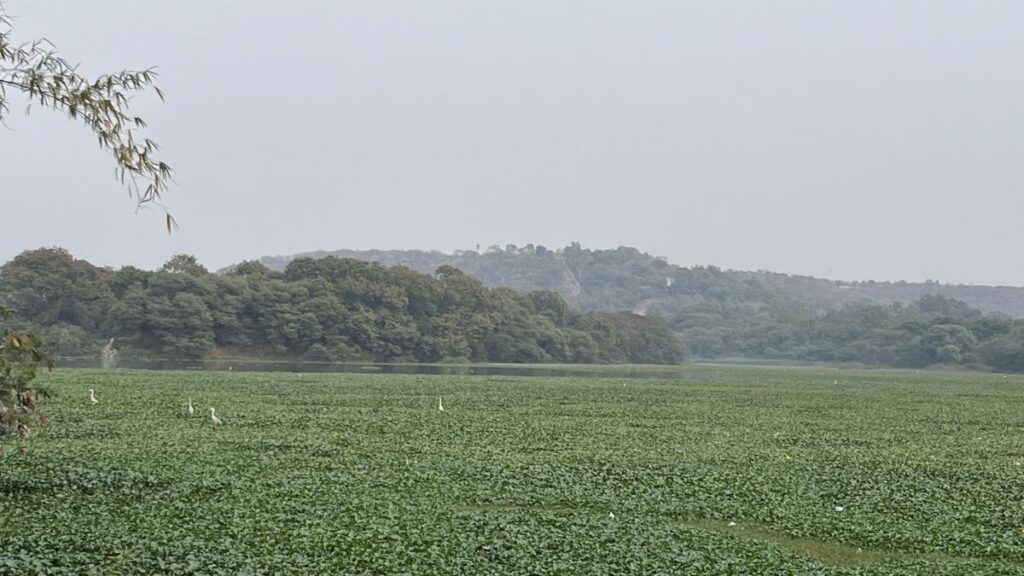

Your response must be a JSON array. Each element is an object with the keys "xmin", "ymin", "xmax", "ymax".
[{"xmin": 2, "ymin": 1, "xmax": 1023, "ymax": 285}]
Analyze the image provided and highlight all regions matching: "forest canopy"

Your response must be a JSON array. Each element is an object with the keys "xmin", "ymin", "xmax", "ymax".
[
  {"xmin": 4, "ymin": 246, "xmax": 1024, "ymax": 372},
  {"xmin": 254, "ymin": 244, "xmax": 1024, "ymax": 373},
  {"xmin": 0, "ymin": 248, "xmax": 685, "ymax": 365}
]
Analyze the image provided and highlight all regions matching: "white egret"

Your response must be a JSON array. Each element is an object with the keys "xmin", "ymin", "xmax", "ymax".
[
  {"xmin": 438, "ymin": 397, "xmax": 445, "ymax": 412},
  {"xmin": 728, "ymin": 521, "xmax": 737, "ymax": 527},
  {"xmin": 187, "ymin": 397, "xmax": 194, "ymax": 416},
  {"xmin": 209, "ymin": 407, "xmax": 222, "ymax": 426},
  {"xmin": 608, "ymin": 512, "xmax": 615, "ymax": 519},
  {"xmin": 834, "ymin": 505, "xmax": 844, "ymax": 512},
  {"xmin": 89, "ymin": 389, "xmax": 98, "ymax": 404}
]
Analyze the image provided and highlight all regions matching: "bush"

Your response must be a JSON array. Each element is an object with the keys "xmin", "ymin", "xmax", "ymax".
[{"xmin": 0, "ymin": 307, "xmax": 51, "ymax": 439}]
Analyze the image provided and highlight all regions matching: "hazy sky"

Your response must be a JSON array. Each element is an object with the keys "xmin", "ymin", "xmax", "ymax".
[{"xmin": 2, "ymin": 1, "xmax": 1023, "ymax": 285}]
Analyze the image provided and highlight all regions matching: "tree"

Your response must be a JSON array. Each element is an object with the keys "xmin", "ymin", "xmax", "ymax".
[
  {"xmin": 0, "ymin": 7, "xmax": 173, "ymax": 228},
  {"xmin": 0, "ymin": 247, "xmax": 113, "ymax": 332},
  {"xmin": 228, "ymin": 260, "xmax": 278, "ymax": 279},
  {"xmin": 1, "ymin": 9, "xmax": 172, "ymax": 440},
  {"xmin": 920, "ymin": 323, "xmax": 977, "ymax": 366},
  {"xmin": 978, "ymin": 336, "xmax": 1024, "ymax": 372},
  {"xmin": 161, "ymin": 254, "xmax": 209, "ymax": 276},
  {"xmin": 0, "ymin": 306, "xmax": 50, "ymax": 440}
]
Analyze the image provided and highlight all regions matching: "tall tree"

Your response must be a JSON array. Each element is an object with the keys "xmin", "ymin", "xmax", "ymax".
[{"xmin": 0, "ymin": 248, "xmax": 113, "ymax": 333}]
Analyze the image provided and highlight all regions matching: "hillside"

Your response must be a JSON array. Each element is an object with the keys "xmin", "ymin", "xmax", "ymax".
[
  {"xmin": 6, "ymin": 246, "xmax": 1024, "ymax": 371},
  {"xmin": 238, "ymin": 245, "xmax": 1024, "ymax": 369},
  {"xmin": 0, "ymin": 248, "xmax": 685, "ymax": 365},
  {"xmin": 249, "ymin": 244, "xmax": 1024, "ymax": 318}
]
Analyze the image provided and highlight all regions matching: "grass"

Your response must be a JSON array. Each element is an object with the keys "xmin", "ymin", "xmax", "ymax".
[{"xmin": 1, "ymin": 366, "xmax": 1023, "ymax": 574}]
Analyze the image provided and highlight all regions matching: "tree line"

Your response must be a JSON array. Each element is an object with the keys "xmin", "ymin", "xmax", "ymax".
[
  {"xmin": 259, "ymin": 244, "xmax": 1024, "ymax": 318},
  {"xmin": 253, "ymin": 244, "xmax": 1024, "ymax": 372},
  {"xmin": 665, "ymin": 293, "xmax": 1024, "ymax": 372},
  {"xmin": 422, "ymin": 243, "xmax": 1024, "ymax": 372},
  {"xmin": 5, "ymin": 246, "xmax": 1024, "ymax": 372},
  {"xmin": 0, "ymin": 248, "xmax": 686, "ymax": 365}
]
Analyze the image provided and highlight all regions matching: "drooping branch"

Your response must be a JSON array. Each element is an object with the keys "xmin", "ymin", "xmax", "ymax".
[{"xmin": 0, "ymin": 11, "xmax": 175, "ymax": 231}]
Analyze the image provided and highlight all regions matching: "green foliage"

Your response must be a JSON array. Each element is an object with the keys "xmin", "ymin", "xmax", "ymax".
[
  {"xmin": 978, "ymin": 336, "xmax": 1024, "ymax": 372},
  {"xmin": 10, "ymin": 245, "xmax": 1024, "ymax": 371},
  {"xmin": 0, "ymin": 9, "xmax": 173, "ymax": 227},
  {"xmin": 246, "ymin": 244, "xmax": 1024, "ymax": 372},
  {"xmin": 160, "ymin": 254, "xmax": 209, "ymax": 276},
  {"xmin": 35, "ymin": 324, "xmax": 96, "ymax": 357},
  {"xmin": 648, "ymin": 288, "xmax": 1024, "ymax": 371},
  {"xmin": 0, "ymin": 247, "xmax": 114, "ymax": 332},
  {"xmin": 0, "ymin": 306, "xmax": 50, "ymax": 439},
  {"xmin": 3, "ymin": 367, "xmax": 1024, "ymax": 574},
  {"xmin": 0, "ymin": 249, "xmax": 686, "ymax": 365}
]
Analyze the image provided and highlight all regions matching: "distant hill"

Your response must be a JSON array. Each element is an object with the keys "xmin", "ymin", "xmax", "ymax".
[
  {"xmin": 244, "ymin": 244, "xmax": 1024, "ymax": 318},
  {"xmin": 7, "ymin": 245, "xmax": 1024, "ymax": 371},
  {"xmin": 0, "ymin": 247, "xmax": 686, "ymax": 365}
]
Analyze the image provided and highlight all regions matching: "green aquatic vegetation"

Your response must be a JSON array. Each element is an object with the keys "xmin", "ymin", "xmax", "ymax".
[{"xmin": 1, "ymin": 367, "xmax": 1023, "ymax": 574}]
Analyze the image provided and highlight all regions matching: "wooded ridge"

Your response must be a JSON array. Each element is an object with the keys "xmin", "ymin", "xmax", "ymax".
[{"xmin": 0, "ymin": 248, "xmax": 685, "ymax": 365}]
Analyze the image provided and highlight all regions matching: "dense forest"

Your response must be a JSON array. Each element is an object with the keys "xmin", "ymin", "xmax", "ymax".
[
  {"xmin": 5, "ymin": 245, "xmax": 1024, "ymax": 372},
  {"xmin": 0, "ymin": 248, "xmax": 685, "ymax": 365},
  {"xmin": 251, "ymin": 244, "xmax": 1024, "ymax": 372},
  {"xmin": 255, "ymin": 244, "xmax": 1024, "ymax": 317}
]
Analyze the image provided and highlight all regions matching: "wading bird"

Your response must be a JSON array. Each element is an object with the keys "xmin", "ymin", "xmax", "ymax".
[
  {"xmin": 438, "ymin": 397, "xmax": 445, "ymax": 412},
  {"xmin": 187, "ymin": 397, "xmax": 194, "ymax": 416},
  {"xmin": 89, "ymin": 389, "xmax": 98, "ymax": 404},
  {"xmin": 209, "ymin": 407, "xmax": 222, "ymax": 426}
]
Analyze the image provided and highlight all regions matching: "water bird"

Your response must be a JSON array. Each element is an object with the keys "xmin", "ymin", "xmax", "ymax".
[
  {"xmin": 728, "ymin": 521, "xmax": 737, "ymax": 527},
  {"xmin": 608, "ymin": 512, "xmax": 615, "ymax": 519},
  {"xmin": 89, "ymin": 389, "xmax": 98, "ymax": 404},
  {"xmin": 209, "ymin": 407, "xmax": 222, "ymax": 426},
  {"xmin": 834, "ymin": 505, "xmax": 844, "ymax": 512},
  {"xmin": 187, "ymin": 397, "xmax": 194, "ymax": 416},
  {"xmin": 438, "ymin": 397, "xmax": 445, "ymax": 412}
]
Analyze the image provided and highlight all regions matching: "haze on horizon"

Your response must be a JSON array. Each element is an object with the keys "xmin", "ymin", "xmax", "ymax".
[{"xmin": 2, "ymin": 1, "xmax": 1022, "ymax": 286}]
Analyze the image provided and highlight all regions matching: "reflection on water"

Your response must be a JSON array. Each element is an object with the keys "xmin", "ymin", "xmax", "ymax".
[{"xmin": 54, "ymin": 358, "xmax": 716, "ymax": 381}]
